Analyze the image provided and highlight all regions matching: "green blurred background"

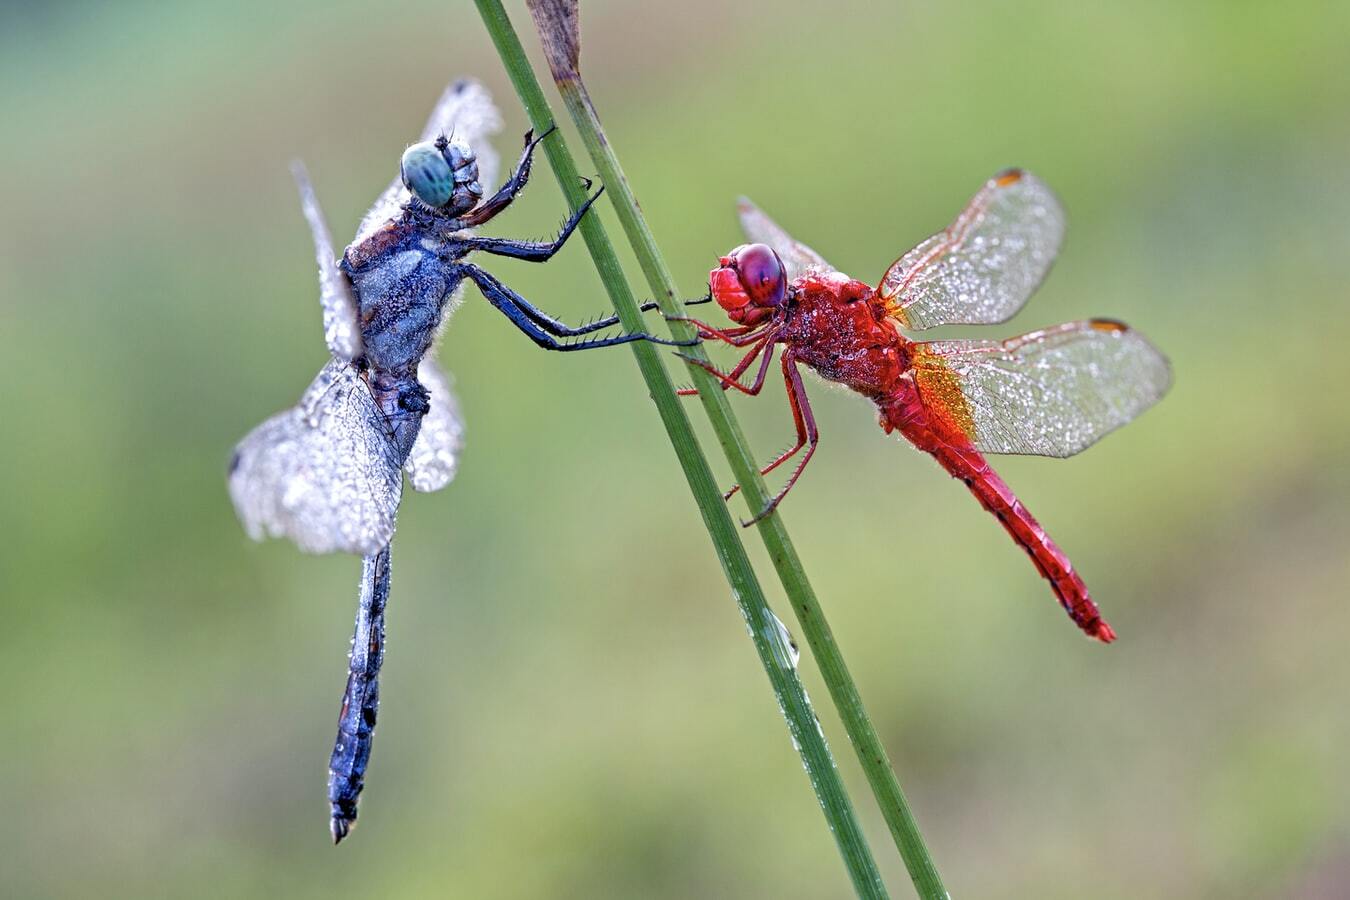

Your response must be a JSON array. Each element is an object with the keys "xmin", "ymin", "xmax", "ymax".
[{"xmin": 3, "ymin": 1, "xmax": 1348, "ymax": 896}]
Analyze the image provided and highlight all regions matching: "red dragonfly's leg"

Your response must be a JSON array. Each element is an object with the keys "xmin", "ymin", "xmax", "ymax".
[
  {"xmin": 676, "ymin": 336, "xmax": 776, "ymax": 397},
  {"xmin": 668, "ymin": 317, "xmax": 768, "ymax": 346},
  {"xmin": 927, "ymin": 441, "xmax": 1116, "ymax": 642},
  {"xmin": 735, "ymin": 352, "xmax": 819, "ymax": 525}
]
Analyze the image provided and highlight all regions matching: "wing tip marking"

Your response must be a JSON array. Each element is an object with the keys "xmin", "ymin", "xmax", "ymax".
[{"xmin": 1088, "ymin": 317, "xmax": 1130, "ymax": 334}]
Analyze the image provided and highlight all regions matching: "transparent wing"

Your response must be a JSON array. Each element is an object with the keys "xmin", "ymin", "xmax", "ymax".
[
  {"xmin": 355, "ymin": 79, "xmax": 503, "ymax": 244},
  {"xmin": 879, "ymin": 170, "xmax": 1065, "ymax": 330},
  {"xmin": 229, "ymin": 360, "xmax": 403, "ymax": 554},
  {"xmin": 404, "ymin": 359, "xmax": 465, "ymax": 493},
  {"xmin": 292, "ymin": 160, "xmax": 363, "ymax": 361},
  {"xmin": 737, "ymin": 197, "xmax": 835, "ymax": 281},
  {"xmin": 912, "ymin": 319, "xmax": 1171, "ymax": 457}
]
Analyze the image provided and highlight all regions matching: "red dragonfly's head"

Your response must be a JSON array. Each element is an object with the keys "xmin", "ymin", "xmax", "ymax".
[{"xmin": 709, "ymin": 243, "xmax": 786, "ymax": 326}]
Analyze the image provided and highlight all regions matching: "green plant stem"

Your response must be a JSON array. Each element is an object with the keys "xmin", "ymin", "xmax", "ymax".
[
  {"xmin": 515, "ymin": 4, "xmax": 949, "ymax": 898},
  {"xmin": 474, "ymin": 2, "xmax": 888, "ymax": 897}
]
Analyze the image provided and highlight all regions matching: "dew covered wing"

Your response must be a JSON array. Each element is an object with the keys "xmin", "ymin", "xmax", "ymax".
[
  {"xmin": 913, "ymin": 320, "xmax": 1172, "ymax": 457},
  {"xmin": 881, "ymin": 170, "xmax": 1065, "ymax": 330},
  {"xmin": 293, "ymin": 160, "xmax": 363, "ymax": 361},
  {"xmin": 404, "ymin": 359, "xmax": 465, "ymax": 493},
  {"xmin": 229, "ymin": 360, "xmax": 404, "ymax": 554}
]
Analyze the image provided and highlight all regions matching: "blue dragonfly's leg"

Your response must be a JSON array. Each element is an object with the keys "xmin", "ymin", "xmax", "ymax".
[
  {"xmin": 455, "ymin": 186, "xmax": 663, "ymax": 333},
  {"xmin": 501, "ymin": 288, "xmax": 664, "ymax": 337},
  {"xmin": 455, "ymin": 185, "xmax": 603, "ymax": 262},
  {"xmin": 455, "ymin": 264, "xmax": 696, "ymax": 349},
  {"xmin": 455, "ymin": 188, "xmax": 663, "ymax": 336},
  {"xmin": 507, "ymin": 298, "xmax": 663, "ymax": 337},
  {"xmin": 497, "ymin": 295, "xmax": 704, "ymax": 339},
  {"xmin": 456, "ymin": 126, "xmax": 554, "ymax": 228},
  {"xmin": 328, "ymin": 545, "xmax": 392, "ymax": 844}
]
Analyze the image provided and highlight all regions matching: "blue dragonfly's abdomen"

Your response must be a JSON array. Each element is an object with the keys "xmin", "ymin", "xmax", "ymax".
[{"xmin": 328, "ymin": 545, "xmax": 391, "ymax": 843}]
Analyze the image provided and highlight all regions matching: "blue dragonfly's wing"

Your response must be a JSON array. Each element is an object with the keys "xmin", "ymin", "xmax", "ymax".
[
  {"xmin": 354, "ymin": 79, "xmax": 503, "ymax": 246},
  {"xmin": 404, "ymin": 359, "xmax": 465, "ymax": 493},
  {"xmin": 230, "ymin": 360, "xmax": 403, "ymax": 555},
  {"xmin": 292, "ymin": 161, "xmax": 363, "ymax": 361}
]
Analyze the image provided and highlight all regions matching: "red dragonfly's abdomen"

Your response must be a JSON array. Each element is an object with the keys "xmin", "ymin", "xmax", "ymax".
[{"xmin": 880, "ymin": 387, "xmax": 1116, "ymax": 642}]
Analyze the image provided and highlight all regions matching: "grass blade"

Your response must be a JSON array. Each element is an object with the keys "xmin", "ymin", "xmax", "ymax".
[{"xmin": 474, "ymin": 1, "xmax": 890, "ymax": 896}]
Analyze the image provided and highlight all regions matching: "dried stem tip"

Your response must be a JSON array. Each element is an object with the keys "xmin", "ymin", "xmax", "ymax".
[{"xmin": 527, "ymin": 0, "xmax": 581, "ymax": 80}]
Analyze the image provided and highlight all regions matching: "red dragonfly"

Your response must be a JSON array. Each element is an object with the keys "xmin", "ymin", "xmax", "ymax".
[{"xmin": 679, "ymin": 170, "xmax": 1171, "ymax": 641}]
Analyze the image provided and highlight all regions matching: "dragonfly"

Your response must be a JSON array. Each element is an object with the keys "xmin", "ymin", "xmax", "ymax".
[
  {"xmin": 228, "ymin": 79, "xmax": 677, "ymax": 843},
  {"xmin": 677, "ymin": 169, "xmax": 1171, "ymax": 641}
]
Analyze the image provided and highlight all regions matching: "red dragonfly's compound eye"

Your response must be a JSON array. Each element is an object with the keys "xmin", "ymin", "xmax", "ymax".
[{"xmin": 732, "ymin": 243, "xmax": 786, "ymax": 307}]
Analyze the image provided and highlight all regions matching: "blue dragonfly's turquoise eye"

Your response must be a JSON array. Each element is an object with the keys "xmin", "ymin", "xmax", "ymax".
[{"xmin": 400, "ymin": 142, "xmax": 455, "ymax": 208}]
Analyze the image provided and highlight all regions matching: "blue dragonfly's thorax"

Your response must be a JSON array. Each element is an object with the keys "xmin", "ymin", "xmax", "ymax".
[{"xmin": 342, "ymin": 221, "xmax": 468, "ymax": 374}]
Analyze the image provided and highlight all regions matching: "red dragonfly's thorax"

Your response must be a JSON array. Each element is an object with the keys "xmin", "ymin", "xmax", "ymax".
[{"xmin": 781, "ymin": 273, "xmax": 910, "ymax": 399}]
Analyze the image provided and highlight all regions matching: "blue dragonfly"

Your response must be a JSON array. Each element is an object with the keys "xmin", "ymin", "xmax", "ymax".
[{"xmin": 228, "ymin": 79, "xmax": 678, "ymax": 842}]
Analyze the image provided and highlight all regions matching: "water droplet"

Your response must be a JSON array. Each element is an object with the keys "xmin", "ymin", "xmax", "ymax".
[{"xmin": 761, "ymin": 608, "xmax": 800, "ymax": 670}]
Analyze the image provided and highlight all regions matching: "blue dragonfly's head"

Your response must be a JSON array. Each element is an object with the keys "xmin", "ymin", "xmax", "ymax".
[{"xmin": 400, "ymin": 136, "xmax": 483, "ymax": 215}]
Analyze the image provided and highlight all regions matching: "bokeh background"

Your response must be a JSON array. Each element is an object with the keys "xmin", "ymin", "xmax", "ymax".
[{"xmin": 4, "ymin": 1, "xmax": 1348, "ymax": 897}]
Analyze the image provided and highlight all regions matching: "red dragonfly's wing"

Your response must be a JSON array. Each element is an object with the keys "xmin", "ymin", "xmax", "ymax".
[
  {"xmin": 911, "ymin": 320, "xmax": 1171, "ymax": 457},
  {"xmin": 879, "ymin": 170, "xmax": 1065, "ymax": 330},
  {"xmin": 737, "ymin": 197, "xmax": 835, "ymax": 281}
]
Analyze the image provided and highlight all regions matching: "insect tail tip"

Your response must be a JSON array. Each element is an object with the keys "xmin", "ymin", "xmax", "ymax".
[
  {"xmin": 331, "ymin": 817, "xmax": 353, "ymax": 845},
  {"xmin": 1091, "ymin": 621, "xmax": 1118, "ymax": 643}
]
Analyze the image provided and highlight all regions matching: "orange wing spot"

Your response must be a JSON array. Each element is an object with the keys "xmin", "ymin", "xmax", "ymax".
[
  {"xmin": 1089, "ymin": 318, "xmax": 1129, "ymax": 333},
  {"xmin": 994, "ymin": 168, "xmax": 1025, "ymax": 187},
  {"xmin": 912, "ymin": 348, "xmax": 977, "ymax": 440},
  {"xmin": 883, "ymin": 296, "xmax": 912, "ymax": 327}
]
